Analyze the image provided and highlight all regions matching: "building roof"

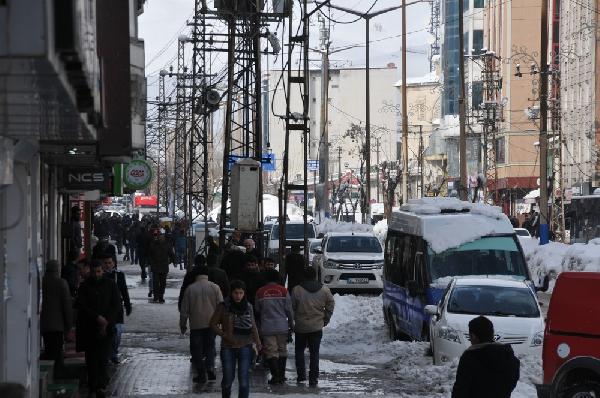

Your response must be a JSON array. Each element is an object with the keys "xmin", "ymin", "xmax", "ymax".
[{"xmin": 394, "ymin": 71, "xmax": 439, "ymax": 87}]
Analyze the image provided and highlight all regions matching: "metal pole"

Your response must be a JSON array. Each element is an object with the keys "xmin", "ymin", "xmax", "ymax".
[
  {"xmin": 419, "ymin": 125, "xmax": 424, "ymax": 198},
  {"xmin": 401, "ymin": 0, "xmax": 409, "ymax": 204},
  {"xmin": 364, "ymin": 17, "xmax": 371, "ymax": 224},
  {"xmin": 219, "ymin": 18, "xmax": 236, "ymax": 251},
  {"xmin": 317, "ymin": 17, "xmax": 330, "ymax": 222},
  {"xmin": 539, "ymin": 0, "xmax": 550, "ymax": 244},
  {"xmin": 458, "ymin": 0, "xmax": 468, "ymax": 200},
  {"xmin": 376, "ymin": 137, "xmax": 380, "ymax": 202}
]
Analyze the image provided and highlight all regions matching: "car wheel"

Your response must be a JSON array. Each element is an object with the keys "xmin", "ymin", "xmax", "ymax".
[{"xmin": 563, "ymin": 382, "xmax": 600, "ymax": 398}]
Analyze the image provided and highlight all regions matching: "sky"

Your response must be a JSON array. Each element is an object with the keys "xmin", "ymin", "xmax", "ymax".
[{"xmin": 139, "ymin": 0, "xmax": 433, "ymax": 100}]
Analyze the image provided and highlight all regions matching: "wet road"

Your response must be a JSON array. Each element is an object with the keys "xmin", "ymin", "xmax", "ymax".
[{"xmin": 107, "ymin": 261, "xmax": 404, "ymax": 397}]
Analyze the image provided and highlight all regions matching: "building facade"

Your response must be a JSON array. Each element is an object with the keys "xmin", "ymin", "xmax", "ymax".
[
  {"xmin": 560, "ymin": 0, "xmax": 600, "ymax": 194},
  {"xmin": 0, "ymin": 0, "xmax": 146, "ymax": 395}
]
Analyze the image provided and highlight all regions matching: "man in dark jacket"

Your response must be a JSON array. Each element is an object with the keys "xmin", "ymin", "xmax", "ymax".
[
  {"xmin": 147, "ymin": 229, "xmax": 175, "ymax": 303},
  {"xmin": 41, "ymin": 260, "xmax": 73, "ymax": 377},
  {"xmin": 61, "ymin": 252, "xmax": 79, "ymax": 297},
  {"xmin": 92, "ymin": 237, "xmax": 118, "ymax": 266},
  {"xmin": 240, "ymin": 255, "xmax": 264, "ymax": 305},
  {"xmin": 75, "ymin": 260, "xmax": 121, "ymax": 397},
  {"xmin": 452, "ymin": 316, "xmax": 520, "ymax": 398},
  {"xmin": 220, "ymin": 247, "xmax": 246, "ymax": 281},
  {"xmin": 99, "ymin": 252, "xmax": 132, "ymax": 364},
  {"xmin": 284, "ymin": 244, "xmax": 305, "ymax": 293}
]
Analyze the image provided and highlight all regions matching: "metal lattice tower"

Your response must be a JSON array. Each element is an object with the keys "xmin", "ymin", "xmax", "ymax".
[
  {"xmin": 172, "ymin": 37, "xmax": 189, "ymax": 217},
  {"xmin": 550, "ymin": 67, "xmax": 565, "ymax": 242},
  {"xmin": 156, "ymin": 71, "xmax": 169, "ymax": 212},
  {"xmin": 477, "ymin": 51, "xmax": 502, "ymax": 204},
  {"xmin": 428, "ymin": 0, "xmax": 441, "ymax": 72}
]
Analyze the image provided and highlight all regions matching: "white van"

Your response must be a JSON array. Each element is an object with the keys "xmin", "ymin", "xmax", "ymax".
[{"xmin": 267, "ymin": 221, "xmax": 316, "ymax": 262}]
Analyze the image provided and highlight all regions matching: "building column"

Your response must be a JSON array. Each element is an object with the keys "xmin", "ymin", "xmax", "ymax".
[{"xmin": 3, "ymin": 146, "xmax": 41, "ymax": 397}]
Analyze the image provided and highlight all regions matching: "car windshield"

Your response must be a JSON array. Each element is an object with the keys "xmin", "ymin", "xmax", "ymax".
[
  {"xmin": 447, "ymin": 285, "xmax": 540, "ymax": 318},
  {"xmin": 326, "ymin": 236, "xmax": 382, "ymax": 253},
  {"xmin": 514, "ymin": 229, "xmax": 530, "ymax": 237},
  {"xmin": 309, "ymin": 241, "xmax": 321, "ymax": 253},
  {"xmin": 271, "ymin": 224, "xmax": 315, "ymax": 240},
  {"xmin": 427, "ymin": 236, "xmax": 529, "ymax": 282}
]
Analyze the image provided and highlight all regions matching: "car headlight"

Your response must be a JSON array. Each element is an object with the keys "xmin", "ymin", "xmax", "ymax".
[
  {"xmin": 374, "ymin": 262, "xmax": 384, "ymax": 269},
  {"xmin": 325, "ymin": 260, "xmax": 338, "ymax": 269},
  {"xmin": 530, "ymin": 331, "xmax": 544, "ymax": 347},
  {"xmin": 438, "ymin": 326, "xmax": 461, "ymax": 344}
]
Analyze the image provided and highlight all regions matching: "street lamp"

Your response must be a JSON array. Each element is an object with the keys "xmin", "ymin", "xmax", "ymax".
[{"xmin": 325, "ymin": 0, "xmax": 422, "ymax": 222}]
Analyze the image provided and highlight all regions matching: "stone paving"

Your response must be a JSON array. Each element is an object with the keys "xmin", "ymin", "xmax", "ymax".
[{"xmin": 106, "ymin": 258, "xmax": 394, "ymax": 397}]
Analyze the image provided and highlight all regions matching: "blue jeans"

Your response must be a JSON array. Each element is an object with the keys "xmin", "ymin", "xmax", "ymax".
[
  {"xmin": 220, "ymin": 344, "xmax": 253, "ymax": 398},
  {"xmin": 111, "ymin": 323, "xmax": 124, "ymax": 362},
  {"xmin": 295, "ymin": 330, "xmax": 322, "ymax": 382},
  {"xmin": 190, "ymin": 328, "xmax": 216, "ymax": 376}
]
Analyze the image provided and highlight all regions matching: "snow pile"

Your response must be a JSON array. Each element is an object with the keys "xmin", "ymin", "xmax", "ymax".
[
  {"xmin": 320, "ymin": 294, "xmax": 541, "ymax": 397},
  {"xmin": 400, "ymin": 197, "xmax": 471, "ymax": 215},
  {"xmin": 522, "ymin": 239, "xmax": 600, "ymax": 289},
  {"xmin": 373, "ymin": 219, "xmax": 388, "ymax": 244},
  {"xmin": 316, "ymin": 219, "xmax": 374, "ymax": 235},
  {"xmin": 469, "ymin": 203, "xmax": 507, "ymax": 220}
]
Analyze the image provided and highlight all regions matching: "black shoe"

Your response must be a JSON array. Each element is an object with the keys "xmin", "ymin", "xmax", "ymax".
[
  {"xmin": 309, "ymin": 379, "xmax": 318, "ymax": 387},
  {"xmin": 152, "ymin": 298, "xmax": 159, "ymax": 303},
  {"xmin": 193, "ymin": 375, "xmax": 207, "ymax": 384},
  {"xmin": 207, "ymin": 370, "xmax": 216, "ymax": 381},
  {"xmin": 95, "ymin": 389, "xmax": 106, "ymax": 398},
  {"xmin": 159, "ymin": 298, "xmax": 165, "ymax": 304},
  {"xmin": 148, "ymin": 291, "xmax": 153, "ymax": 298},
  {"xmin": 297, "ymin": 374, "xmax": 306, "ymax": 383}
]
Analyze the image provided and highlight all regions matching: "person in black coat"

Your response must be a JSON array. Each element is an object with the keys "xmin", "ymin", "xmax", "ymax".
[
  {"xmin": 220, "ymin": 247, "xmax": 246, "ymax": 281},
  {"xmin": 240, "ymin": 255, "xmax": 264, "ymax": 305},
  {"xmin": 283, "ymin": 244, "xmax": 305, "ymax": 293},
  {"xmin": 98, "ymin": 252, "xmax": 132, "ymax": 364},
  {"xmin": 92, "ymin": 238, "xmax": 117, "ymax": 266},
  {"xmin": 75, "ymin": 260, "xmax": 121, "ymax": 396},
  {"xmin": 452, "ymin": 316, "xmax": 520, "ymax": 398}
]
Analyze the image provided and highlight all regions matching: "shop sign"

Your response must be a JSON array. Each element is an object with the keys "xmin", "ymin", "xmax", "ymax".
[
  {"xmin": 124, "ymin": 159, "xmax": 153, "ymax": 190},
  {"xmin": 62, "ymin": 167, "xmax": 112, "ymax": 191}
]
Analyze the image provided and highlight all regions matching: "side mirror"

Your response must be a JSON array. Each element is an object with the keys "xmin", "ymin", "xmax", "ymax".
[
  {"xmin": 536, "ymin": 274, "xmax": 550, "ymax": 292},
  {"xmin": 407, "ymin": 280, "xmax": 421, "ymax": 297},
  {"xmin": 424, "ymin": 305, "xmax": 439, "ymax": 316}
]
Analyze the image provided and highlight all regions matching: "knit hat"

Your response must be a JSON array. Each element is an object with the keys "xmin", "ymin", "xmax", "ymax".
[{"xmin": 45, "ymin": 260, "xmax": 60, "ymax": 273}]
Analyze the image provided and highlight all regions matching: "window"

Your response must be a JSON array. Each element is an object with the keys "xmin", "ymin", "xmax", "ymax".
[
  {"xmin": 474, "ymin": 0, "xmax": 484, "ymax": 8},
  {"xmin": 447, "ymin": 285, "xmax": 540, "ymax": 318},
  {"xmin": 471, "ymin": 81, "xmax": 483, "ymax": 110},
  {"xmin": 496, "ymin": 136, "xmax": 506, "ymax": 164},
  {"xmin": 326, "ymin": 236, "xmax": 382, "ymax": 253},
  {"xmin": 271, "ymin": 224, "xmax": 316, "ymax": 239},
  {"xmin": 385, "ymin": 233, "xmax": 406, "ymax": 285},
  {"xmin": 463, "ymin": 0, "xmax": 469, "ymax": 11},
  {"xmin": 473, "ymin": 30, "xmax": 484, "ymax": 55}
]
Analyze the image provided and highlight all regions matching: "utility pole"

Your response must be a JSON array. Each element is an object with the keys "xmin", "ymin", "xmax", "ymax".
[
  {"xmin": 401, "ymin": 0, "xmax": 409, "ymax": 204},
  {"xmin": 418, "ymin": 125, "xmax": 424, "ymax": 198},
  {"xmin": 338, "ymin": 146, "xmax": 342, "ymax": 186},
  {"xmin": 376, "ymin": 136, "xmax": 381, "ymax": 202},
  {"xmin": 539, "ymin": 0, "xmax": 550, "ymax": 245},
  {"xmin": 317, "ymin": 14, "xmax": 330, "ymax": 221},
  {"xmin": 458, "ymin": 0, "xmax": 468, "ymax": 201}
]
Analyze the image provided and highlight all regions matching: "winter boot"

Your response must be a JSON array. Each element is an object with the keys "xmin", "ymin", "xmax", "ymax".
[
  {"xmin": 278, "ymin": 357, "xmax": 288, "ymax": 382},
  {"xmin": 221, "ymin": 387, "xmax": 231, "ymax": 398},
  {"xmin": 267, "ymin": 358, "xmax": 280, "ymax": 385}
]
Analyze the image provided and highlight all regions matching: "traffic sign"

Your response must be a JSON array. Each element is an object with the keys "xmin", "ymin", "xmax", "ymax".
[{"xmin": 308, "ymin": 159, "xmax": 319, "ymax": 171}]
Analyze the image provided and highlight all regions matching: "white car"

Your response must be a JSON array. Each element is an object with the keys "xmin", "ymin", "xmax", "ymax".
[
  {"xmin": 308, "ymin": 238, "xmax": 322, "ymax": 265},
  {"xmin": 314, "ymin": 232, "xmax": 384, "ymax": 293},
  {"xmin": 267, "ymin": 221, "xmax": 317, "ymax": 263},
  {"xmin": 426, "ymin": 278, "xmax": 544, "ymax": 365},
  {"xmin": 514, "ymin": 228, "xmax": 532, "ymax": 238}
]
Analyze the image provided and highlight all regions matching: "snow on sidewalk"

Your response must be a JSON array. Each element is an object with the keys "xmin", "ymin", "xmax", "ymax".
[{"xmin": 321, "ymin": 294, "xmax": 541, "ymax": 397}]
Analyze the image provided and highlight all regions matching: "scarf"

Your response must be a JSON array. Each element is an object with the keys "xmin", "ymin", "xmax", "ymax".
[{"xmin": 224, "ymin": 297, "xmax": 253, "ymax": 335}]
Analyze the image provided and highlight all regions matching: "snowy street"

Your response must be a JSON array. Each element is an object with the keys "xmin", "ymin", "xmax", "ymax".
[{"xmin": 106, "ymin": 257, "xmax": 542, "ymax": 397}]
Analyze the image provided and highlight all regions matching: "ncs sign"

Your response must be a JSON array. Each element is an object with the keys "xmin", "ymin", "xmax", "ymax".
[{"xmin": 62, "ymin": 168, "xmax": 112, "ymax": 191}]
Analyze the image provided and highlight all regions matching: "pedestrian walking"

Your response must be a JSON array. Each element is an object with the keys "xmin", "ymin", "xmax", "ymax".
[
  {"xmin": 291, "ymin": 266, "xmax": 335, "ymax": 386},
  {"xmin": 61, "ymin": 252, "xmax": 80, "ymax": 297},
  {"xmin": 243, "ymin": 238, "xmax": 261, "ymax": 258},
  {"xmin": 40, "ymin": 260, "xmax": 73, "ymax": 377},
  {"xmin": 179, "ymin": 265, "xmax": 223, "ymax": 384},
  {"xmin": 255, "ymin": 269, "xmax": 294, "ymax": 385},
  {"xmin": 173, "ymin": 226, "xmax": 187, "ymax": 270},
  {"xmin": 283, "ymin": 244, "xmax": 305, "ymax": 293},
  {"xmin": 452, "ymin": 316, "xmax": 520, "ymax": 398},
  {"xmin": 240, "ymin": 255, "xmax": 264, "ymax": 306},
  {"xmin": 221, "ymin": 246, "xmax": 246, "ymax": 281},
  {"xmin": 99, "ymin": 252, "xmax": 132, "ymax": 364},
  {"xmin": 75, "ymin": 260, "xmax": 121, "ymax": 398},
  {"xmin": 210, "ymin": 280, "xmax": 261, "ymax": 398},
  {"xmin": 136, "ymin": 223, "xmax": 151, "ymax": 281},
  {"xmin": 147, "ymin": 228, "xmax": 175, "ymax": 303}
]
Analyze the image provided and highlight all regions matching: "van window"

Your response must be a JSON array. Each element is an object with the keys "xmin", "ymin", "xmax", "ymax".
[
  {"xmin": 385, "ymin": 234, "xmax": 406, "ymax": 286},
  {"xmin": 271, "ymin": 224, "xmax": 316, "ymax": 240},
  {"xmin": 427, "ymin": 236, "xmax": 529, "ymax": 283}
]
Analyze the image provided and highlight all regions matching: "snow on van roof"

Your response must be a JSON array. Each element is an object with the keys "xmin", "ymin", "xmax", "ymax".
[{"xmin": 392, "ymin": 198, "xmax": 513, "ymax": 253}]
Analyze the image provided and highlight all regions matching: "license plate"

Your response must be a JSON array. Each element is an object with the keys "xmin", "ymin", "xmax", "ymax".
[{"xmin": 347, "ymin": 278, "xmax": 369, "ymax": 284}]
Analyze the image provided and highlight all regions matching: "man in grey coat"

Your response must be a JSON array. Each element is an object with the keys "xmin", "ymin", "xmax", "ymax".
[
  {"xmin": 291, "ymin": 266, "xmax": 335, "ymax": 387},
  {"xmin": 40, "ymin": 260, "xmax": 73, "ymax": 376},
  {"xmin": 180, "ymin": 265, "xmax": 223, "ymax": 384}
]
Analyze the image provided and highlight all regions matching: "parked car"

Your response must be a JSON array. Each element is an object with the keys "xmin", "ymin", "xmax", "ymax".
[
  {"xmin": 313, "ymin": 232, "xmax": 384, "ymax": 293},
  {"xmin": 267, "ymin": 221, "xmax": 316, "ymax": 263},
  {"xmin": 426, "ymin": 277, "xmax": 544, "ymax": 365},
  {"xmin": 536, "ymin": 272, "xmax": 600, "ymax": 398}
]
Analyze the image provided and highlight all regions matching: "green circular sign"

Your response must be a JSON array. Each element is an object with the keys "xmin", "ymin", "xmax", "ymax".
[{"xmin": 124, "ymin": 159, "xmax": 153, "ymax": 190}]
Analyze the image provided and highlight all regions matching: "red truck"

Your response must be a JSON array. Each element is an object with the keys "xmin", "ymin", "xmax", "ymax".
[{"xmin": 537, "ymin": 272, "xmax": 600, "ymax": 397}]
